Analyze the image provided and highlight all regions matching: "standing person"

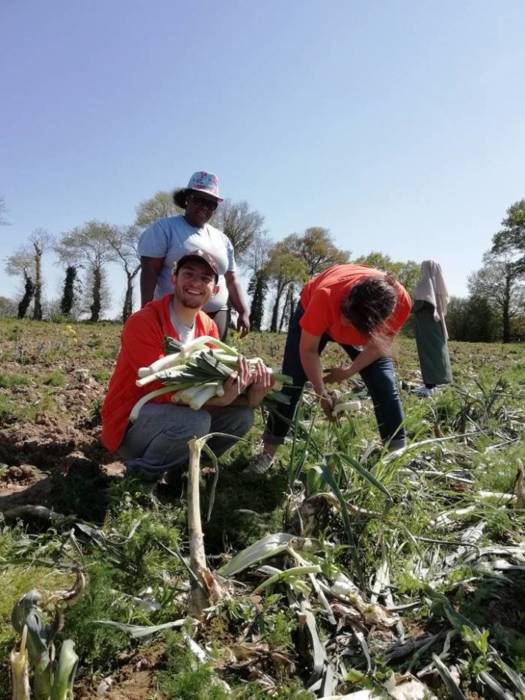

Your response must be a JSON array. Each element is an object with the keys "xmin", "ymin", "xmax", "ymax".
[
  {"xmin": 248, "ymin": 264, "xmax": 413, "ymax": 474},
  {"xmin": 138, "ymin": 171, "xmax": 250, "ymax": 339},
  {"xmin": 101, "ymin": 249, "xmax": 273, "ymax": 482},
  {"xmin": 412, "ymin": 260, "xmax": 452, "ymax": 397}
]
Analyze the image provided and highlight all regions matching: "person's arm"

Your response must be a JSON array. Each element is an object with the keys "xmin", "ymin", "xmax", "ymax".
[
  {"xmin": 323, "ymin": 338, "xmax": 392, "ymax": 384},
  {"xmin": 225, "ymin": 271, "xmax": 250, "ymax": 337},
  {"xmin": 299, "ymin": 330, "xmax": 334, "ymax": 419},
  {"xmin": 140, "ymin": 256, "xmax": 164, "ymax": 307}
]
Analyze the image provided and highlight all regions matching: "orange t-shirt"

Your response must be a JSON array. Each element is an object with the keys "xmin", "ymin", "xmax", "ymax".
[
  {"xmin": 101, "ymin": 295, "xmax": 219, "ymax": 453},
  {"xmin": 299, "ymin": 264, "xmax": 412, "ymax": 345}
]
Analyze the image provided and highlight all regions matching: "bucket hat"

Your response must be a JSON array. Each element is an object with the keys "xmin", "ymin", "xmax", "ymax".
[{"xmin": 173, "ymin": 171, "xmax": 223, "ymax": 209}]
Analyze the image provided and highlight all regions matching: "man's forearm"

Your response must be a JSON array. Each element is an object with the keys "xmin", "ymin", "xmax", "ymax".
[
  {"xmin": 225, "ymin": 275, "xmax": 249, "ymax": 316},
  {"xmin": 300, "ymin": 349, "xmax": 326, "ymax": 397},
  {"xmin": 140, "ymin": 270, "xmax": 158, "ymax": 307},
  {"xmin": 344, "ymin": 343, "xmax": 386, "ymax": 379}
]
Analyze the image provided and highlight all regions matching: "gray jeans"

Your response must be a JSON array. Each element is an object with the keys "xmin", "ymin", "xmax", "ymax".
[{"xmin": 119, "ymin": 403, "xmax": 254, "ymax": 480}]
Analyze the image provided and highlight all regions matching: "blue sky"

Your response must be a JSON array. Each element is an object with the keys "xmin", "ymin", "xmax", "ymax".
[{"xmin": 1, "ymin": 0, "xmax": 524, "ymax": 317}]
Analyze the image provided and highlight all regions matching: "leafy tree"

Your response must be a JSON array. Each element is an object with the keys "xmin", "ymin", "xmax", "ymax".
[
  {"xmin": 55, "ymin": 221, "xmax": 115, "ymax": 322},
  {"xmin": 60, "ymin": 266, "xmax": 80, "ymax": 316},
  {"xmin": 492, "ymin": 199, "xmax": 525, "ymax": 269},
  {"xmin": 247, "ymin": 270, "xmax": 269, "ymax": 331},
  {"xmin": 468, "ymin": 251, "xmax": 525, "ymax": 343},
  {"xmin": 5, "ymin": 247, "xmax": 35, "ymax": 319},
  {"xmin": 213, "ymin": 200, "xmax": 266, "ymax": 265},
  {"xmin": 279, "ymin": 282, "xmax": 296, "ymax": 331},
  {"xmin": 297, "ymin": 227, "xmax": 349, "ymax": 275},
  {"xmin": 135, "ymin": 191, "xmax": 180, "ymax": 227},
  {"xmin": 267, "ymin": 237, "xmax": 308, "ymax": 332},
  {"xmin": 0, "ymin": 296, "xmax": 16, "ymax": 317},
  {"xmin": 29, "ymin": 229, "xmax": 53, "ymax": 320},
  {"xmin": 355, "ymin": 252, "xmax": 420, "ymax": 294},
  {"xmin": 245, "ymin": 231, "xmax": 272, "ymax": 330},
  {"xmin": 106, "ymin": 225, "xmax": 141, "ymax": 321},
  {"xmin": 446, "ymin": 296, "xmax": 500, "ymax": 342}
]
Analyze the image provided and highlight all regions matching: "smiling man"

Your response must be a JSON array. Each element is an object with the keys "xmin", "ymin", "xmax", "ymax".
[
  {"xmin": 138, "ymin": 171, "xmax": 250, "ymax": 339},
  {"xmin": 101, "ymin": 249, "xmax": 272, "ymax": 482}
]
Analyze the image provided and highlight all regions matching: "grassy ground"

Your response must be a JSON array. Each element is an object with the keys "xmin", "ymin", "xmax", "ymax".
[{"xmin": 0, "ymin": 318, "xmax": 524, "ymax": 698}]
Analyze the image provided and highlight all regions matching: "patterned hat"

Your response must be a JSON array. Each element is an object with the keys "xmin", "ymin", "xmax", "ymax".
[{"xmin": 173, "ymin": 171, "xmax": 223, "ymax": 209}]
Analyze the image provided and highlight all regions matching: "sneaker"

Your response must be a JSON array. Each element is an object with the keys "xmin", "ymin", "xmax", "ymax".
[
  {"xmin": 413, "ymin": 385, "xmax": 435, "ymax": 398},
  {"xmin": 244, "ymin": 453, "xmax": 274, "ymax": 475}
]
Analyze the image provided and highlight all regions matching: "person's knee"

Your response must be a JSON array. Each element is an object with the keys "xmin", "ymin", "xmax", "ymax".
[
  {"xmin": 163, "ymin": 409, "xmax": 211, "ymax": 439},
  {"xmin": 363, "ymin": 361, "xmax": 398, "ymax": 397},
  {"xmin": 230, "ymin": 406, "xmax": 254, "ymax": 437}
]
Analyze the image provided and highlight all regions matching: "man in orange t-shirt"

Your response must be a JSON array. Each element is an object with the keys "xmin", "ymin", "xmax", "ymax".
[
  {"xmin": 248, "ymin": 264, "xmax": 412, "ymax": 474},
  {"xmin": 102, "ymin": 250, "xmax": 273, "ymax": 481}
]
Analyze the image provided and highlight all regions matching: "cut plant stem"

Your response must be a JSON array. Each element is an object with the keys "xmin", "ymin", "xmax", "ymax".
[{"xmin": 187, "ymin": 437, "xmax": 223, "ymax": 617}]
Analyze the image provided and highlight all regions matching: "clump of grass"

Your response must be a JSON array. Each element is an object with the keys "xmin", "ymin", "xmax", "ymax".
[
  {"xmin": 61, "ymin": 564, "xmax": 129, "ymax": 672},
  {"xmin": 0, "ymin": 372, "xmax": 32, "ymax": 388},
  {"xmin": 157, "ymin": 633, "xmax": 229, "ymax": 700},
  {"xmin": 42, "ymin": 370, "xmax": 66, "ymax": 386}
]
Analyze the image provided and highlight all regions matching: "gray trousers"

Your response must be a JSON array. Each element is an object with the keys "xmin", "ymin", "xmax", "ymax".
[{"xmin": 119, "ymin": 403, "xmax": 254, "ymax": 480}]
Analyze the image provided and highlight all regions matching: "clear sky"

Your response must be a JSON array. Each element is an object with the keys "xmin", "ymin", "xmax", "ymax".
[{"xmin": 1, "ymin": 0, "xmax": 524, "ymax": 317}]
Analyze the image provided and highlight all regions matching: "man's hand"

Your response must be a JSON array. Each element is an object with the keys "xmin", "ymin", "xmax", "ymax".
[
  {"xmin": 236, "ymin": 311, "xmax": 250, "ymax": 338},
  {"xmin": 320, "ymin": 392, "xmax": 336, "ymax": 421},
  {"xmin": 218, "ymin": 356, "xmax": 251, "ymax": 406},
  {"xmin": 323, "ymin": 366, "xmax": 350, "ymax": 385},
  {"xmin": 247, "ymin": 360, "xmax": 275, "ymax": 407}
]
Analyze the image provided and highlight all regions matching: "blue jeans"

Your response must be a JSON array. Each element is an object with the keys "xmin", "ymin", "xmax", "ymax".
[
  {"xmin": 264, "ymin": 304, "xmax": 406, "ymax": 448},
  {"xmin": 119, "ymin": 403, "xmax": 254, "ymax": 481}
]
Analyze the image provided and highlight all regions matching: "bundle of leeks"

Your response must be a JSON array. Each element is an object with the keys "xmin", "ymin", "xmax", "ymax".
[{"xmin": 129, "ymin": 335, "xmax": 291, "ymax": 422}]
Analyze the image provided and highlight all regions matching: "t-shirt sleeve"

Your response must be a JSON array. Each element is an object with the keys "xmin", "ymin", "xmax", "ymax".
[
  {"xmin": 386, "ymin": 285, "xmax": 413, "ymax": 335},
  {"xmin": 299, "ymin": 288, "xmax": 332, "ymax": 336},
  {"xmin": 138, "ymin": 221, "xmax": 169, "ymax": 259}
]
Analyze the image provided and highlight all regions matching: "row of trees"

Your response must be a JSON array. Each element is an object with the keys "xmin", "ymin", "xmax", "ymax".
[
  {"xmin": 447, "ymin": 200, "xmax": 525, "ymax": 342},
  {"xmin": 2, "ymin": 193, "xmax": 525, "ymax": 341}
]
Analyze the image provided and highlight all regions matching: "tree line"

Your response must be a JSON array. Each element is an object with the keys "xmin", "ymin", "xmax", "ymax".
[{"xmin": 1, "ymin": 193, "xmax": 524, "ymax": 342}]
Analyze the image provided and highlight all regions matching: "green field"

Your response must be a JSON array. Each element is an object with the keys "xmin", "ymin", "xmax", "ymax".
[{"xmin": 0, "ymin": 319, "xmax": 524, "ymax": 699}]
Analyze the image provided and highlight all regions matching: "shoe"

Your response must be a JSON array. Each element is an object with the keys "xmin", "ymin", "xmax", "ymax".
[
  {"xmin": 244, "ymin": 453, "xmax": 274, "ymax": 475},
  {"xmin": 413, "ymin": 385, "xmax": 435, "ymax": 398}
]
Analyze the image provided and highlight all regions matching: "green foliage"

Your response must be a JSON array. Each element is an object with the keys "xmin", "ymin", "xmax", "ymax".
[
  {"xmin": 60, "ymin": 265, "xmax": 78, "ymax": 316},
  {"xmin": 248, "ymin": 271, "xmax": 269, "ymax": 331},
  {"xmin": 447, "ymin": 295, "xmax": 501, "ymax": 342},
  {"xmin": 135, "ymin": 190, "xmax": 179, "ymax": 227},
  {"xmin": 355, "ymin": 251, "xmax": 420, "ymax": 294},
  {"xmin": 492, "ymin": 198, "xmax": 525, "ymax": 263},
  {"xmin": 42, "ymin": 370, "xmax": 66, "ymax": 386},
  {"xmin": 157, "ymin": 635, "xmax": 229, "ymax": 700},
  {"xmin": 61, "ymin": 565, "xmax": 129, "ymax": 671},
  {"xmin": 0, "ymin": 373, "xmax": 31, "ymax": 388}
]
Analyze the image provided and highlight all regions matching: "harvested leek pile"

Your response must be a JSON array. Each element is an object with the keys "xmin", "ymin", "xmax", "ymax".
[{"xmin": 130, "ymin": 335, "xmax": 292, "ymax": 420}]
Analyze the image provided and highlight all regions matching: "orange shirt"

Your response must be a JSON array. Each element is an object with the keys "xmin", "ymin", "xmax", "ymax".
[
  {"xmin": 101, "ymin": 295, "xmax": 219, "ymax": 453},
  {"xmin": 299, "ymin": 264, "xmax": 412, "ymax": 345}
]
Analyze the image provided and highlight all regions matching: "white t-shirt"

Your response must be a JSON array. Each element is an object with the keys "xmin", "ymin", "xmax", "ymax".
[
  {"xmin": 138, "ymin": 215, "xmax": 236, "ymax": 313},
  {"xmin": 169, "ymin": 303, "xmax": 196, "ymax": 345}
]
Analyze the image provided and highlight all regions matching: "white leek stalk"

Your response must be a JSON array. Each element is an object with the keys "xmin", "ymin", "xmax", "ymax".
[
  {"xmin": 10, "ymin": 625, "xmax": 30, "ymax": 700},
  {"xmin": 189, "ymin": 383, "xmax": 221, "ymax": 410},
  {"xmin": 129, "ymin": 386, "xmax": 174, "ymax": 422},
  {"xmin": 50, "ymin": 639, "xmax": 79, "ymax": 700}
]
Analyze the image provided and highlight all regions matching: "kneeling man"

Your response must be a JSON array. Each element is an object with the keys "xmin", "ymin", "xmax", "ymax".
[{"xmin": 101, "ymin": 249, "xmax": 272, "ymax": 480}]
